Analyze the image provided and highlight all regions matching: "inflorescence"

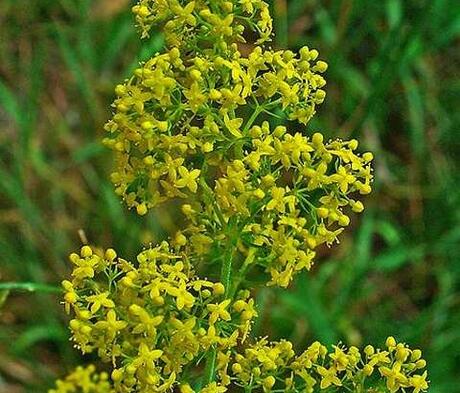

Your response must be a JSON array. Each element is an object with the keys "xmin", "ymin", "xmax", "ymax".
[{"xmin": 50, "ymin": 0, "xmax": 428, "ymax": 392}]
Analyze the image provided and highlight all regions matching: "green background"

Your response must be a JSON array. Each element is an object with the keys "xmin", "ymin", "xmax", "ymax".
[{"xmin": 0, "ymin": 0, "xmax": 459, "ymax": 391}]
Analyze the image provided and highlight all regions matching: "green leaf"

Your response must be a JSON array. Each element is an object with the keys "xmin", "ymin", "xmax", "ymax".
[
  {"xmin": 0, "ymin": 79, "xmax": 23, "ymax": 127},
  {"xmin": 376, "ymin": 220, "xmax": 401, "ymax": 246},
  {"xmin": 0, "ymin": 290, "xmax": 10, "ymax": 309},
  {"xmin": 0, "ymin": 282, "xmax": 61, "ymax": 294},
  {"xmin": 316, "ymin": 7, "xmax": 336, "ymax": 45},
  {"xmin": 71, "ymin": 141, "xmax": 105, "ymax": 163},
  {"xmin": 374, "ymin": 245, "xmax": 425, "ymax": 271},
  {"xmin": 54, "ymin": 23, "xmax": 98, "ymax": 118},
  {"xmin": 386, "ymin": 0, "xmax": 402, "ymax": 29},
  {"xmin": 402, "ymin": 72, "xmax": 426, "ymax": 157},
  {"xmin": 12, "ymin": 324, "xmax": 67, "ymax": 354}
]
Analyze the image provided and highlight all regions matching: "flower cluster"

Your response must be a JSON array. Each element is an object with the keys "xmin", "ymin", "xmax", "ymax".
[
  {"xmin": 103, "ymin": 4, "xmax": 371, "ymax": 286},
  {"xmin": 110, "ymin": 1, "xmax": 327, "ymax": 214},
  {"xmin": 223, "ymin": 336, "xmax": 429, "ymax": 393},
  {"xmin": 178, "ymin": 129, "xmax": 373, "ymax": 287},
  {"xmin": 132, "ymin": 0, "xmax": 272, "ymax": 45},
  {"xmin": 50, "ymin": 0, "xmax": 429, "ymax": 392},
  {"xmin": 51, "ymin": 334, "xmax": 429, "ymax": 393},
  {"xmin": 49, "ymin": 365, "xmax": 113, "ymax": 393},
  {"xmin": 62, "ymin": 245, "xmax": 257, "ymax": 391},
  {"xmin": 103, "ymin": 45, "xmax": 329, "ymax": 211}
]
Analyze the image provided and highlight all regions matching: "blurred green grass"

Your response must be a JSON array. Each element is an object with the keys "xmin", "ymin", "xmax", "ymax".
[{"xmin": 0, "ymin": 0, "xmax": 459, "ymax": 391}]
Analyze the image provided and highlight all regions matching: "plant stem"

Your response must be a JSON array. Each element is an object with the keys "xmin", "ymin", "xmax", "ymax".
[
  {"xmin": 221, "ymin": 245, "xmax": 234, "ymax": 298},
  {"xmin": 203, "ymin": 222, "xmax": 237, "ymax": 384},
  {"xmin": 243, "ymin": 105, "xmax": 262, "ymax": 133}
]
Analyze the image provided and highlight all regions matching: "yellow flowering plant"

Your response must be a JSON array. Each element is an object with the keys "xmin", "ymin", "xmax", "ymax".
[{"xmin": 50, "ymin": 1, "xmax": 429, "ymax": 392}]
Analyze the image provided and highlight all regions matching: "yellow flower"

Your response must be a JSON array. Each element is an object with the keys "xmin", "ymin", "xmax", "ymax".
[
  {"xmin": 70, "ymin": 252, "xmax": 97, "ymax": 281},
  {"xmin": 173, "ymin": 1, "xmax": 196, "ymax": 26},
  {"xmin": 329, "ymin": 166, "xmax": 356, "ymax": 193},
  {"xmin": 175, "ymin": 166, "xmax": 201, "ymax": 193},
  {"xmin": 317, "ymin": 365, "xmax": 342, "ymax": 389},
  {"xmin": 167, "ymin": 283, "xmax": 195, "ymax": 310},
  {"xmin": 163, "ymin": 153, "xmax": 184, "ymax": 182},
  {"xmin": 95, "ymin": 310, "xmax": 128, "ymax": 339},
  {"xmin": 129, "ymin": 305, "xmax": 164, "ymax": 336},
  {"xmin": 266, "ymin": 187, "xmax": 287, "ymax": 213},
  {"xmin": 207, "ymin": 299, "xmax": 232, "ymax": 324},
  {"xmin": 223, "ymin": 113, "xmax": 244, "ymax": 138},
  {"xmin": 410, "ymin": 371, "xmax": 429, "ymax": 393},
  {"xmin": 329, "ymin": 345, "xmax": 349, "ymax": 371},
  {"xmin": 85, "ymin": 292, "xmax": 115, "ymax": 314},
  {"xmin": 132, "ymin": 342, "xmax": 163, "ymax": 369},
  {"xmin": 302, "ymin": 162, "xmax": 330, "ymax": 190},
  {"xmin": 184, "ymin": 82, "xmax": 206, "ymax": 112},
  {"xmin": 379, "ymin": 362, "xmax": 409, "ymax": 392}
]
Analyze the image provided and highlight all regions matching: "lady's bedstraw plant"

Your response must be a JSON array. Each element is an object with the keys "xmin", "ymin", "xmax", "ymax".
[{"xmin": 50, "ymin": 1, "xmax": 429, "ymax": 392}]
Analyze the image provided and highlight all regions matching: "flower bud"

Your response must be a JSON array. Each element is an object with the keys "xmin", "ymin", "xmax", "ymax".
[
  {"xmin": 386, "ymin": 336, "xmax": 397, "ymax": 348},
  {"xmin": 136, "ymin": 203, "xmax": 148, "ymax": 216},
  {"xmin": 80, "ymin": 246, "xmax": 92, "ymax": 258},
  {"xmin": 105, "ymin": 248, "xmax": 117, "ymax": 261},
  {"xmin": 212, "ymin": 283, "xmax": 225, "ymax": 296},
  {"xmin": 263, "ymin": 376, "xmax": 276, "ymax": 389}
]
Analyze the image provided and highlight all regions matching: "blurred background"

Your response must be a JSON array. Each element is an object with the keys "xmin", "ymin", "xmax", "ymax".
[{"xmin": 0, "ymin": 0, "xmax": 459, "ymax": 391}]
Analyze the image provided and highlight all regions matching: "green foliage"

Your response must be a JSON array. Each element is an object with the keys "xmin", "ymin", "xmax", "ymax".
[{"xmin": 0, "ymin": 0, "xmax": 458, "ymax": 391}]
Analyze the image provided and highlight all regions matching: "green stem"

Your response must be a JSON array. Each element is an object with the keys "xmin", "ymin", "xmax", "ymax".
[
  {"xmin": 200, "ymin": 176, "xmax": 226, "ymax": 227},
  {"xmin": 243, "ymin": 105, "xmax": 263, "ymax": 133},
  {"xmin": 203, "ymin": 223, "xmax": 237, "ymax": 384},
  {"xmin": 0, "ymin": 282, "xmax": 61, "ymax": 293},
  {"xmin": 221, "ymin": 246, "xmax": 234, "ymax": 298}
]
